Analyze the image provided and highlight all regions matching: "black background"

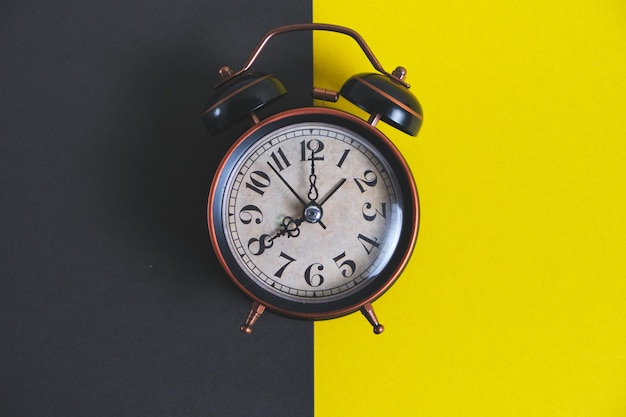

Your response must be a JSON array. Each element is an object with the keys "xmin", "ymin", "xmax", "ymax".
[{"xmin": 0, "ymin": 1, "xmax": 314, "ymax": 416}]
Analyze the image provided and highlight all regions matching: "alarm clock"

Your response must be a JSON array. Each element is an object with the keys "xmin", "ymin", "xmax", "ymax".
[{"xmin": 203, "ymin": 23, "xmax": 423, "ymax": 334}]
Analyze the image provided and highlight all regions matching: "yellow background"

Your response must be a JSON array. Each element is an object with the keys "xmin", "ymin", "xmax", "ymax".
[{"xmin": 313, "ymin": 1, "xmax": 626, "ymax": 416}]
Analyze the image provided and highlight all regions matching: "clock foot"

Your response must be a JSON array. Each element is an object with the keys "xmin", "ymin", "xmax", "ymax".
[
  {"xmin": 240, "ymin": 301, "xmax": 266, "ymax": 334},
  {"xmin": 360, "ymin": 303, "xmax": 384, "ymax": 334}
]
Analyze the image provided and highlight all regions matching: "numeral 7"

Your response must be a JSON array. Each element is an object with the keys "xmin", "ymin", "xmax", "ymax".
[{"xmin": 274, "ymin": 252, "xmax": 296, "ymax": 278}]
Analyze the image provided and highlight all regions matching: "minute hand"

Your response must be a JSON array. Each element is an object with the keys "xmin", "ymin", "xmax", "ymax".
[{"xmin": 318, "ymin": 178, "xmax": 347, "ymax": 206}]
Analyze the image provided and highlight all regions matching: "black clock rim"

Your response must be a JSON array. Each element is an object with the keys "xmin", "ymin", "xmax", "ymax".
[{"xmin": 208, "ymin": 107, "xmax": 419, "ymax": 320}]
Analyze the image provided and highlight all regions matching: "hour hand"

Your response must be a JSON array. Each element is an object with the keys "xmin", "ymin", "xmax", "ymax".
[
  {"xmin": 277, "ymin": 216, "xmax": 303, "ymax": 239},
  {"xmin": 248, "ymin": 216, "xmax": 303, "ymax": 256}
]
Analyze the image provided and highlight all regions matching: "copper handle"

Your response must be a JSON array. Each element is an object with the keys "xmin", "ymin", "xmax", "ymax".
[{"xmin": 219, "ymin": 23, "xmax": 409, "ymax": 88}]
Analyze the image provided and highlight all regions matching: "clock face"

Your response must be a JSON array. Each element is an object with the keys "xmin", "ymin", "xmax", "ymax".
[{"xmin": 209, "ymin": 108, "xmax": 418, "ymax": 318}]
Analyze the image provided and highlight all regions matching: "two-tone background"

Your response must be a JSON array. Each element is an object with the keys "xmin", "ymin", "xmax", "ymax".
[{"xmin": 2, "ymin": 1, "xmax": 625, "ymax": 416}]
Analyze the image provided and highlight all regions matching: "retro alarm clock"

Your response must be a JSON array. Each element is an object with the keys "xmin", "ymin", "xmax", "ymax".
[{"xmin": 203, "ymin": 24, "xmax": 423, "ymax": 334}]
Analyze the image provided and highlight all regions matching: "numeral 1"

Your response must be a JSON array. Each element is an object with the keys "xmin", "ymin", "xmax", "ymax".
[{"xmin": 336, "ymin": 149, "xmax": 350, "ymax": 168}]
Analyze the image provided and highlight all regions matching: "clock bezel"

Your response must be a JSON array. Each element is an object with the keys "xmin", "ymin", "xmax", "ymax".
[{"xmin": 208, "ymin": 107, "xmax": 419, "ymax": 320}]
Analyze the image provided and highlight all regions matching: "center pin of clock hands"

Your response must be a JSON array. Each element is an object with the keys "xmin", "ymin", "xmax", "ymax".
[
  {"xmin": 277, "ymin": 177, "xmax": 347, "ymax": 235},
  {"xmin": 250, "ymin": 176, "xmax": 348, "ymax": 252}
]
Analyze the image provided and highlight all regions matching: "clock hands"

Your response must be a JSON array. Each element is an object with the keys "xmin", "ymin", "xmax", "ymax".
[
  {"xmin": 299, "ymin": 177, "xmax": 347, "ymax": 226},
  {"xmin": 248, "ymin": 177, "xmax": 347, "ymax": 253},
  {"xmin": 253, "ymin": 148, "xmax": 347, "ymax": 254},
  {"xmin": 295, "ymin": 176, "xmax": 346, "ymax": 227},
  {"xmin": 267, "ymin": 152, "xmax": 329, "ymax": 229}
]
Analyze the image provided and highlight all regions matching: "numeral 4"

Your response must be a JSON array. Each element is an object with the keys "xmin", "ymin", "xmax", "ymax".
[{"xmin": 357, "ymin": 233, "xmax": 380, "ymax": 255}]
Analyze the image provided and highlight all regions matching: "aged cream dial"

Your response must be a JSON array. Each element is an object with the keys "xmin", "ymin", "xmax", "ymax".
[{"xmin": 222, "ymin": 121, "xmax": 403, "ymax": 303}]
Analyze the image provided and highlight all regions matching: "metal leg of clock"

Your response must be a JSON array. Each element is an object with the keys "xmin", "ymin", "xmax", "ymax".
[
  {"xmin": 360, "ymin": 303, "xmax": 384, "ymax": 334},
  {"xmin": 240, "ymin": 301, "xmax": 266, "ymax": 334}
]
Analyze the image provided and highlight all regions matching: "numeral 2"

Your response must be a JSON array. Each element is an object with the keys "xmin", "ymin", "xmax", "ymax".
[{"xmin": 354, "ymin": 170, "xmax": 378, "ymax": 193}]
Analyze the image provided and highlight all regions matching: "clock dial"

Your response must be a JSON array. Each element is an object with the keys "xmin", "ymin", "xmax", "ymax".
[{"xmin": 209, "ymin": 108, "xmax": 418, "ymax": 318}]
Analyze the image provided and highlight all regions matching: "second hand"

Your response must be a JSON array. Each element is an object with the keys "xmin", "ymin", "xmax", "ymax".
[{"xmin": 267, "ymin": 162, "xmax": 307, "ymax": 206}]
